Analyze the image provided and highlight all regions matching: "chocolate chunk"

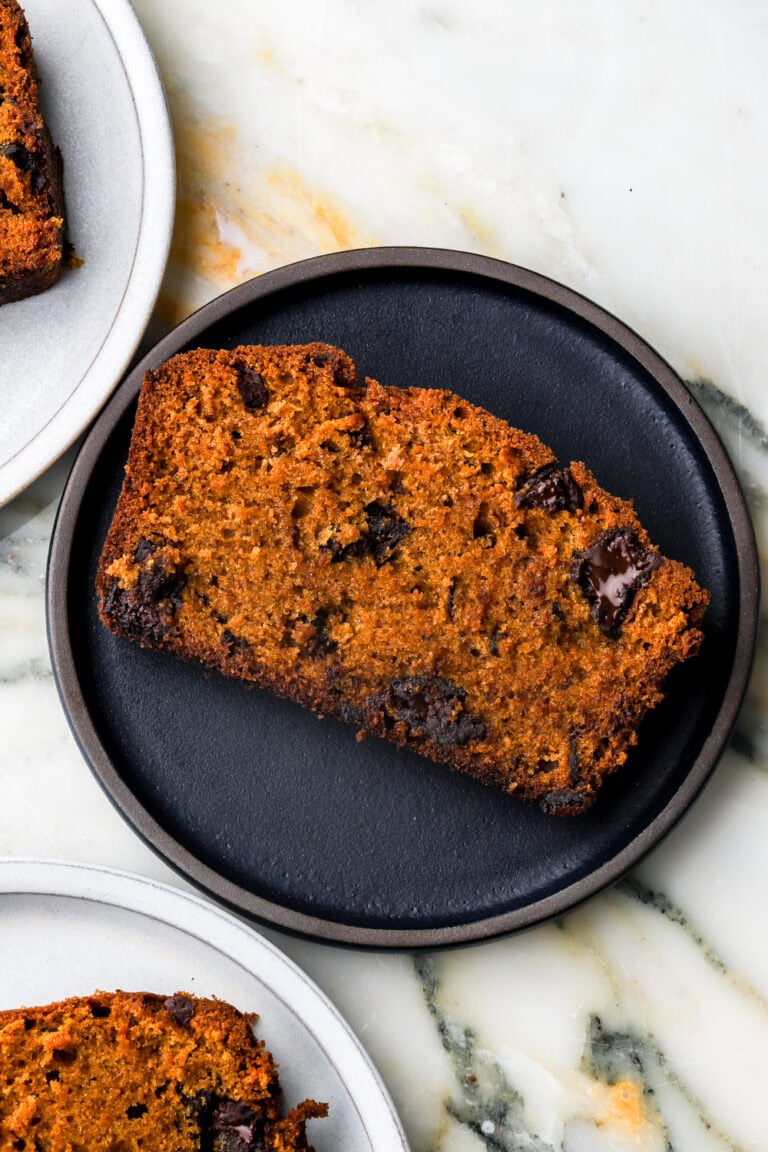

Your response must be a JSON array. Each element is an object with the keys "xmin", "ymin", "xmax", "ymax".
[
  {"xmin": 310, "ymin": 350, "xmax": 358, "ymax": 387},
  {"xmin": 133, "ymin": 537, "xmax": 157, "ymax": 563},
  {"xmin": 307, "ymin": 609, "xmax": 337, "ymax": 658},
  {"xmin": 539, "ymin": 788, "xmax": 589, "ymax": 815},
  {"xmin": 552, "ymin": 601, "xmax": 566, "ymax": 622},
  {"xmin": 136, "ymin": 551, "xmax": 187, "ymax": 609},
  {"xmin": 379, "ymin": 675, "xmax": 487, "ymax": 747},
  {"xmin": 0, "ymin": 189, "xmax": 21, "ymax": 214},
  {"xmin": 104, "ymin": 542, "xmax": 186, "ymax": 642},
  {"xmin": 222, "ymin": 629, "xmax": 251, "ymax": 655},
  {"xmin": 1, "ymin": 139, "xmax": 46, "ymax": 192},
  {"xmin": 126, "ymin": 1104, "xmax": 148, "ymax": 1120},
  {"xmin": 489, "ymin": 625, "xmax": 500, "ymax": 656},
  {"xmin": 572, "ymin": 527, "xmax": 663, "ymax": 637},
  {"xmin": 213, "ymin": 1101, "xmax": 264, "ymax": 1151},
  {"xmin": 285, "ymin": 610, "xmax": 338, "ymax": 658},
  {"xmin": 103, "ymin": 582, "xmax": 171, "ymax": 645},
  {"xmin": 364, "ymin": 501, "xmax": 411, "ymax": 563},
  {"xmin": 514, "ymin": 463, "xmax": 583, "ymax": 513},
  {"xmin": 326, "ymin": 501, "xmax": 411, "ymax": 567},
  {"xmin": 164, "ymin": 995, "xmax": 195, "ymax": 1027},
  {"xmin": 234, "ymin": 363, "xmax": 269, "ymax": 410},
  {"xmin": 182, "ymin": 1091, "xmax": 215, "ymax": 1126},
  {"xmin": 15, "ymin": 22, "xmax": 29, "ymax": 54},
  {"xmin": 1, "ymin": 141, "xmax": 34, "ymax": 171}
]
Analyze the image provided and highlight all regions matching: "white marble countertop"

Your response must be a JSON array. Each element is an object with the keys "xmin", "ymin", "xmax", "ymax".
[{"xmin": 2, "ymin": 2, "xmax": 768, "ymax": 1149}]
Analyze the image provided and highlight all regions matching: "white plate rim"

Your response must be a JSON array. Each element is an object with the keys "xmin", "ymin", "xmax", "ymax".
[
  {"xmin": 0, "ymin": 857, "xmax": 410, "ymax": 1152},
  {"xmin": 0, "ymin": 0, "xmax": 176, "ymax": 507}
]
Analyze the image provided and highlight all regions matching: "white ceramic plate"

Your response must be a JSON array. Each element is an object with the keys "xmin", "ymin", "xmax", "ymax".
[
  {"xmin": 0, "ymin": 859, "xmax": 408, "ymax": 1152},
  {"xmin": 0, "ymin": 0, "xmax": 175, "ymax": 507}
]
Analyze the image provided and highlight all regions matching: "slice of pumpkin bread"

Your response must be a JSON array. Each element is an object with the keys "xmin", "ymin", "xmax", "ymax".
[
  {"xmin": 0, "ymin": 991, "xmax": 326, "ymax": 1150},
  {"xmin": 97, "ymin": 343, "xmax": 708, "ymax": 813},
  {"xmin": 0, "ymin": 0, "xmax": 65, "ymax": 306}
]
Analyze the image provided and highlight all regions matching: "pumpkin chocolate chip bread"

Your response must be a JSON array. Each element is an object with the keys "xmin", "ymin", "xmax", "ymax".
[
  {"xmin": 0, "ymin": 991, "xmax": 326, "ymax": 1150},
  {"xmin": 96, "ymin": 343, "xmax": 708, "ymax": 814},
  {"xmin": 0, "ymin": 0, "xmax": 65, "ymax": 306}
]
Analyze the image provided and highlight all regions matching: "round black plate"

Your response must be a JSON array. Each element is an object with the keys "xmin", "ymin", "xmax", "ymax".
[{"xmin": 47, "ymin": 248, "xmax": 758, "ymax": 948}]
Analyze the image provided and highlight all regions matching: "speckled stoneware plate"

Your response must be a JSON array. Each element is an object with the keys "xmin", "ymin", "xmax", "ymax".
[
  {"xmin": 0, "ymin": 0, "xmax": 175, "ymax": 508},
  {"xmin": 0, "ymin": 859, "xmax": 408, "ymax": 1152},
  {"xmin": 47, "ymin": 248, "xmax": 759, "ymax": 948}
]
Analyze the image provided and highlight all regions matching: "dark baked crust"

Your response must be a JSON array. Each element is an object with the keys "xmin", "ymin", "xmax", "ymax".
[
  {"xmin": 97, "ymin": 344, "xmax": 709, "ymax": 814},
  {"xmin": 0, "ymin": 0, "xmax": 65, "ymax": 306},
  {"xmin": 0, "ymin": 990, "xmax": 326, "ymax": 1150}
]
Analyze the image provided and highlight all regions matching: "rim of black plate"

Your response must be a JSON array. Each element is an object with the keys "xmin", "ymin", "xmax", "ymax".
[{"xmin": 46, "ymin": 247, "xmax": 760, "ymax": 949}]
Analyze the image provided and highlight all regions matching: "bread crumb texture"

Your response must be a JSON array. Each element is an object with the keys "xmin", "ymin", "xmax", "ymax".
[
  {"xmin": 97, "ymin": 344, "xmax": 709, "ymax": 814},
  {"xmin": 0, "ymin": 991, "xmax": 326, "ymax": 1150},
  {"xmin": 0, "ymin": 0, "xmax": 65, "ymax": 305}
]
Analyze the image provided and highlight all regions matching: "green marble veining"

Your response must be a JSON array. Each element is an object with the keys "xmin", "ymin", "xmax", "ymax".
[
  {"xmin": 621, "ymin": 878, "xmax": 768, "ymax": 1013},
  {"xmin": 414, "ymin": 955, "xmax": 555, "ymax": 1152},
  {"xmin": 686, "ymin": 378, "xmax": 768, "ymax": 458},
  {"xmin": 583, "ymin": 1014, "xmax": 743, "ymax": 1152}
]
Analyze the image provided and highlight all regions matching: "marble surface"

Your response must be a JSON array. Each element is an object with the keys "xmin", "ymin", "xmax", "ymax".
[{"xmin": 2, "ymin": 1, "xmax": 768, "ymax": 1148}]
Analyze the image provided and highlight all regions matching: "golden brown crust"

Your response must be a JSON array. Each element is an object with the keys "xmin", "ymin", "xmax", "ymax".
[
  {"xmin": 0, "ymin": 0, "xmax": 65, "ymax": 306},
  {"xmin": 96, "ymin": 343, "xmax": 709, "ymax": 814},
  {"xmin": 0, "ymin": 990, "xmax": 326, "ymax": 1150}
]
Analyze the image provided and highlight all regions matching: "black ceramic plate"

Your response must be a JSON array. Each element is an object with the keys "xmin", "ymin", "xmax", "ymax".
[{"xmin": 47, "ymin": 248, "xmax": 758, "ymax": 948}]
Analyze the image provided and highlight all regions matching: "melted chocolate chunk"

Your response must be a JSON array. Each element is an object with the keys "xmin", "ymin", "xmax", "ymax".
[
  {"xmin": 164, "ymin": 995, "xmax": 195, "ymax": 1027},
  {"xmin": 326, "ymin": 501, "xmax": 411, "ymax": 567},
  {"xmin": 572, "ymin": 527, "xmax": 663, "ymax": 637},
  {"xmin": 213, "ymin": 1101, "xmax": 264, "ymax": 1152},
  {"xmin": 539, "ymin": 788, "xmax": 589, "ymax": 815},
  {"xmin": 379, "ymin": 675, "xmax": 487, "ymax": 747},
  {"xmin": 514, "ymin": 463, "xmax": 583, "ymax": 513},
  {"xmin": 126, "ymin": 1104, "xmax": 148, "ymax": 1120},
  {"xmin": 234, "ymin": 363, "xmax": 269, "ymax": 410}
]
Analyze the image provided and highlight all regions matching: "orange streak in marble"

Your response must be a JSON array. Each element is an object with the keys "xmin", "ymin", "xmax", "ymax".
[{"xmin": 156, "ymin": 105, "xmax": 374, "ymax": 327}]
